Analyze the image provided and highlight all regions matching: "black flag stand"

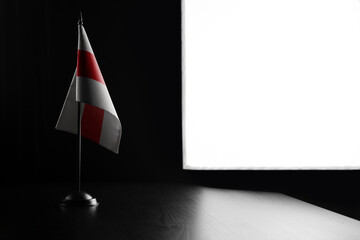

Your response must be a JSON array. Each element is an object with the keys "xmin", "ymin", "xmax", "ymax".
[{"xmin": 60, "ymin": 13, "xmax": 98, "ymax": 207}]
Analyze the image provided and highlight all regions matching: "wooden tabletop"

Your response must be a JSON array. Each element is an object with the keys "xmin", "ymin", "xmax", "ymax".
[{"xmin": 0, "ymin": 182, "xmax": 359, "ymax": 240}]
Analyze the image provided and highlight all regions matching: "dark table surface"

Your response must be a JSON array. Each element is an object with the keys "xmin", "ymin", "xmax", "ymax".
[{"xmin": 1, "ymin": 182, "xmax": 359, "ymax": 240}]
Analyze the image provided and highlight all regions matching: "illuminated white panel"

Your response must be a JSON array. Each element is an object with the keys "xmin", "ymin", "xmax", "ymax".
[{"xmin": 183, "ymin": 0, "xmax": 360, "ymax": 169}]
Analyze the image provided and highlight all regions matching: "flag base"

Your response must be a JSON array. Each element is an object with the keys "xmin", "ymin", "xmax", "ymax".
[{"xmin": 60, "ymin": 191, "xmax": 99, "ymax": 207}]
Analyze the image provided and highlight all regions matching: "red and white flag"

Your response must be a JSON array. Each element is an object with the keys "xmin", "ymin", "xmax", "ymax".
[{"xmin": 56, "ymin": 23, "xmax": 122, "ymax": 153}]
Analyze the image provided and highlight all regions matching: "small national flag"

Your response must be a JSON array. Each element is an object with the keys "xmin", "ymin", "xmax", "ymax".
[{"xmin": 56, "ymin": 21, "xmax": 121, "ymax": 153}]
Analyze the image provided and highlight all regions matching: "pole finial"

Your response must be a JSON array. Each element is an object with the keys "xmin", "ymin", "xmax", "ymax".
[{"xmin": 78, "ymin": 11, "xmax": 83, "ymax": 25}]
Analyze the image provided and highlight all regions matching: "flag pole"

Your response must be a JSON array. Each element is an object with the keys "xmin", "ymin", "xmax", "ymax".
[
  {"xmin": 77, "ymin": 11, "xmax": 83, "ymax": 193},
  {"xmin": 77, "ymin": 101, "xmax": 82, "ymax": 193},
  {"xmin": 60, "ymin": 12, "xmax": 98, "ymax": 207}
]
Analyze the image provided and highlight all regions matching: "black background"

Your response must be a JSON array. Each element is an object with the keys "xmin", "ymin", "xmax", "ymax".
[{"xmin": 1, "ymin": 0, "xmax": 359, "ymax": 219}]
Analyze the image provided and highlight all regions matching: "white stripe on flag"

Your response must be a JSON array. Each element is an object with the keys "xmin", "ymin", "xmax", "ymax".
[
  {"xmin": 100, "ymin": 111, "xmax": 122, "ymax": 154},
  {"xmin": 76, "ymin": 76, "xmax": 118, "ymax": 118},
  {"xmin": 55, "ymin": 70, "xmax": 77, "ymax": 134},
  {"xmin": 56, "ymin": 70, "xmax": 87, "ymax": 134},
  {"xmin": 78, "ymin": 25, "xmax": 93, "ymax": 54}
]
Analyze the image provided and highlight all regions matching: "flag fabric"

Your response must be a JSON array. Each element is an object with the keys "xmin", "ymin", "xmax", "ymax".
[{"xmin": 56, "ymin": 23, "xmax": 121, "ymax": 153}]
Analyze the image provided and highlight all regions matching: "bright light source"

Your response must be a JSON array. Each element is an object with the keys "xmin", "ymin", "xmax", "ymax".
[{"xmin": 183, "ymin": 0, "xmax": 360, "ymax": 169}]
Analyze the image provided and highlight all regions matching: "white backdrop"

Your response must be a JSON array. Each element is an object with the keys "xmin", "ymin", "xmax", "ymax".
[{"xmin": 183, "ymin": 0, "xmax": 360, "ymax": 169}]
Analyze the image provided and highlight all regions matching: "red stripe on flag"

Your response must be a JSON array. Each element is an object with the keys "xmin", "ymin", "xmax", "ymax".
[
  {"xmin": 77, "ymin": 50, "xmax": 105, "ymax": 84},
  {"xmin": 81, "ymin": 104, "xmax": 104, "ymax": 144}
]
